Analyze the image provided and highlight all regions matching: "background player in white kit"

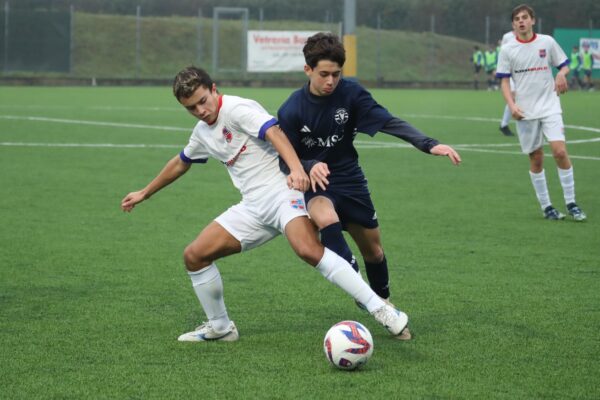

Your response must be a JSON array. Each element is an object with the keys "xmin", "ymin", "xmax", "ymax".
[
  {"xmin": 499, "ymin": 30, "xmax": 516, "ymax": 137},
  {"xmin": 496, "ymin": 4, "xmax": 586, "ymax": 221},
  {"xmin": 121, "ymin": 66, "xmax": 409, "ymax": 342}
]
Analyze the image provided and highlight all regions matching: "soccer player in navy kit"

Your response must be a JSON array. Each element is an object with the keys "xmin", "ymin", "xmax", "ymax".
[{"xmin": 278, "ymin": 33, "xmax": 461, "ymax": 339}]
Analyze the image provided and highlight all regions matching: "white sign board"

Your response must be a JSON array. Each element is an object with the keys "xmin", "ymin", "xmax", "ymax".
[{"xmin": 247, "ymin": 30, "xmax": 319, "ymax": 72}]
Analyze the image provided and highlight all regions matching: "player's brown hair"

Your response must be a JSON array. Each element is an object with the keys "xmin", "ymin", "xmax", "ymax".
[
  {"xmin": 303, "ymin": 32, "xmax": 346, "ymax": 69},
  {"xmin": 173, "ymin": 66, "xmax": 214, "ymax": 100},
  {"xmin": 511, "ymin": 4, "xmax": 535, "ymax": 21}
]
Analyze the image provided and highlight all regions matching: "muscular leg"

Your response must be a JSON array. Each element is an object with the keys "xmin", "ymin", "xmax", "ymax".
[
  {"xmin": 549, "ymin": 140, "xmax": 576, "ymax": 205},
  {"xmin": 183, "ymin": 221, "xmax": 241, "ymax": 332},
  {"xmin": 307, "ymin": 196, "xmax": 360, "ymax": 272},
  {"xmin": 346, "ymin": 223, "xmax": 390, "ymax": 299},
  {"xmin": 528, "ymin": 148, "xmax": 552, "ymax": 210}
]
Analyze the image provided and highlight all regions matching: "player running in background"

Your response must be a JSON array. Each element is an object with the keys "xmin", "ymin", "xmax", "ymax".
[
  {"xmin": 569, "ymin": 45, "xmax": 584, "ymax": 90},
  {"xmin": 496, "ymin": 4, "xmax": 586, "ymax": 221},
  {"xmin": 121, "ymin": 66, "xmax": 409, "ymax": 342},
  {"xmin": 472, "ymin": 45, "xmax": 484, "ymax": 90},
  {"xmin": 485, "ymin": 45, "xmax": 498, "ymax": 90},
  {"xmin": 498, "ymin": 30, "xmax": 516, "ymax": 137},
  {"xmin": 277, "ymin": 33, "xmax": 461, "ymax": 327},
  {"xmin": 581, "ymin": 43, "xmax": 595, "ymax": 91}
]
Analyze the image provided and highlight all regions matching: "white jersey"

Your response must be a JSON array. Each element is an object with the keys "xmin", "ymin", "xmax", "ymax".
[
  {"xmin": 501, "ymin": 31, "xmax": 515, "ymax": 45},
  {"xmin": 181, "ymin": 94, "xmax": 287, "ymax": 204},
  {"xmin": 496, "ymin": 33, "xmax": 569, "ymax": 120}
]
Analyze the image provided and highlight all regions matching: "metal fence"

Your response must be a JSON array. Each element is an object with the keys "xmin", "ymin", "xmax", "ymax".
[{"xmin": 0, "ymin": 4, "xmax": 598, "ymax": 85}]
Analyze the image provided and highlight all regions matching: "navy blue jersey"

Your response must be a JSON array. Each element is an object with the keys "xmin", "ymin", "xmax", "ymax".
[{"xmin": 278, "ymin": 79, "xmax": 393, "ymax": 185}]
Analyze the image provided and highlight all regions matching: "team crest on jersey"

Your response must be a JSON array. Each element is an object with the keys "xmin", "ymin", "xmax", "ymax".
[
  {"xmin": 539, "ymin": 49, "xmax": 546, "ymax": 58},
  {"xmin": 222, "ymin": 127, "xmax": 233, "ymax": 143},
  {"xmin": 290, "ymin": 199, "xmax": 305, "ymax": 210},
  {"xmin": 334, "ymin": 108, "xmax": 349, "ymax": 125}
]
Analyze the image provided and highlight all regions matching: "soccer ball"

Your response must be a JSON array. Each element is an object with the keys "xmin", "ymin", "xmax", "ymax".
[{"xmin": 323, "ymin": 320, "xmax": 374, "ymax": 370}]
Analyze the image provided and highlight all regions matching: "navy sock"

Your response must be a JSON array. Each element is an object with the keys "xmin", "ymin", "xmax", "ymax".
[
  {"xmin": 319, "ymin": 222, "xmax": 359, "ymax": 272},
  {"xmin": 364, "ymin": 255, "xmax": 390, "ymax": 299}
]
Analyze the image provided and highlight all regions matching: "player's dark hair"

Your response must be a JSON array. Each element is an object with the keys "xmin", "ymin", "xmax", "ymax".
[
  {"xmin": 511, "ymin": 4, "xmax": 535, "ymax": 21},
  {"xmin": 303, "ymin": 32, "xmax": 346, "ymax": 69},
  {"xmin": 173, "ymin": 66, "xmax": 214, "ymax": 100}
]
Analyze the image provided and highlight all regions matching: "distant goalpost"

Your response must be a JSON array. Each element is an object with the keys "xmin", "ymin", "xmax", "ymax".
[{"xmin": 212, "ymin": 7, "xmax": 248, "ymax": 74}]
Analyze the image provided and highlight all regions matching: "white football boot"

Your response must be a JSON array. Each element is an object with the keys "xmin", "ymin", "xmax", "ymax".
[
  {"xmin": 178, "ymin": 321, "xmax": 239, "ymax": 342},
  {"xmin": 371, "ymin": 304, "xmax": 412, "ymax": 340}
]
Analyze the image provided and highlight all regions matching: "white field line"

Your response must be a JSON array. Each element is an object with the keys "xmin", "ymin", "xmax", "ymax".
[
  {"xmin": 1, "ymin": 113, "xmax": 599, "ymax": 161},
  {"xmin": 0, "ymin": 115, "xmax": 188, "ymax": 132}
]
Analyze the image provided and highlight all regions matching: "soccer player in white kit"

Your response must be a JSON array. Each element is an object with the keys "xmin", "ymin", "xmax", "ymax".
[
  {"xmin": 496, "ymin": 4, "xmax": 586, "ymax": 221},
  {"xmin": 121, "ymin": 67, "xmax": 410, "ymax": 342}
]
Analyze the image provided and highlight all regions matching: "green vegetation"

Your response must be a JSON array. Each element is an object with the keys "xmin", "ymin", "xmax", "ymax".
[
  {"xmin": 71, "ymin": 12, "xmax": 479, "ymax": 81},
  {"xmin": 1, "ymin": 87, "xmax": 599, "ymax": 399}
]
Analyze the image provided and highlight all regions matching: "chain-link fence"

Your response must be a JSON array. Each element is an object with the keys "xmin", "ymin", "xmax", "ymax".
[{"xmin": 1, "ymin": 3, "xmax": 598, "ymax": 85}]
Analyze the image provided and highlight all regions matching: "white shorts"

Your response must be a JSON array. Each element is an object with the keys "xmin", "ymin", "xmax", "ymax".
[
  {"xmin": 516, "ymin": 113, "xmax": 565, "ymax": 154},
  {"xmin": 215, "ymin": 188, "xmax": 308, "ymax": 252}
]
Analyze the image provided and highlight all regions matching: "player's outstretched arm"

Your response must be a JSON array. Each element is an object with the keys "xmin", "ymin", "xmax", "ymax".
[
  {"xmin": 265, "ymin": 125, "xmax": 310, "ymax": 192},
  {"xmin": 121, "ymin": 154, "xmax": 191, "ymax": 212},
  {"xmin": 430, "ymin": 144, "xmax": 462, "ymax": 166}
]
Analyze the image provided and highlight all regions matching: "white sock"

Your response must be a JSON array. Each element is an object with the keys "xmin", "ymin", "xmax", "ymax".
[
  {"xmin": 316, "ymin": 248, "xmax": 385, "ymax": 313},
  {"xmin": 557, "ymin": 166, "xmax": 576, "ymax": 205},
  {"xmin": 529, "ymin": 169, "xmax": 552, "ymax": 210},
  {"xmin": 188, "ymin": 263, "xmax": 230, "ymax": 332},
  {"xmin": 501, "ymin": 105, "xmax": 512, "ymax": 128}
]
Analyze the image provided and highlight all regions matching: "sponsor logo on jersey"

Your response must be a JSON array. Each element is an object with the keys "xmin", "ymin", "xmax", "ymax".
[
  {"xmin": 539, "ymin": 49, "xmax": 546, "ymax": 58},
  {"xmin": 223, "ymin": 145, "xmax": 247, "ymax": 167},
  {"xmin": 222, "ymin": 127, "xmax": 233, "ymax": 143},
  {"xmin": 300, "ymin": 125, "xmax": 311, "ymax": 133},
  {"xmin": 301, "ymin": 134, "xmax": 344, "ymax": 148},
  {"xmin": 514, "ymin": 66, "xmax": 549, "ymax": 74},
  {"xmin": 290, "ymin": 198, "xmax": 305, "ymax": 210},
  {"xmin": 334, "ymin": 108, "xmax": 349, "ymax": 125}
]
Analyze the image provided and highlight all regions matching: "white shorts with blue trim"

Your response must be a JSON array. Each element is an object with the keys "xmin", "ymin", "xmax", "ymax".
[
  {"xmin": 516, "ymin": 113, "xmax": 565, "ymax": 154},
  {"xmin": 215, "ymin": 188, "xmax": 308, "ymax": 252}
]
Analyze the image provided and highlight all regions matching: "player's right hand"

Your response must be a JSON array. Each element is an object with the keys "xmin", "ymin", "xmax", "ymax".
[
  {"xmin": 510, "ymin": 104, "xmax": 525, "ymax": 120},
  {"xmin": 121, "ymin": 191, "xmax": 145, "ymax": 212},
  {"xmin": 309, "ymin": 162, "xmax": 330, "ymax": 192}
]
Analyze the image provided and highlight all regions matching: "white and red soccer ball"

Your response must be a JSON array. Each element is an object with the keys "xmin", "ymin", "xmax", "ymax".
[{"xmin": 323, "ymin": 320, "xmax": 374, "ymax": 370}]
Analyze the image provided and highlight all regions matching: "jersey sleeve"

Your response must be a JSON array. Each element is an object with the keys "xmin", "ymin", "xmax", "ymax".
[
  {"xmin": 352, "ymin": 85, "xmax": 394, "ymax": 136},
  {"xmin": 228, "ymin": 100, "xmax": 277, "ymax": 141},
  {"xmin": 180, "ymin": 129, "xmax": 209, "ymax": 164},
  {"xmin": 549, "ymin": 37, "xmax": 569, "ymax": 69},
  {"xmin": 495, "ymin": 46, "xmax": 512, "ymax": 78},
  {"xmin": 380, "ymin": 118, "xmax": 439, "ymax": 153}
]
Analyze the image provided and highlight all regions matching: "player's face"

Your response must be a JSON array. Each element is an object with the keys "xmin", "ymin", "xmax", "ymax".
[
  {"xmin": 512, "ymin": 11, "xmax": 535, "ymax": 38},
  {"xmin": 305, "ymin": 60, "xmax": 342, "ymax": 96},
  {"xmin": 179, "ymin": 83, "xmax": 220, "ymax": 124}
]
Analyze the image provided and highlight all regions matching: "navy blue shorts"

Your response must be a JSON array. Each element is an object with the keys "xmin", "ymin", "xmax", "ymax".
[{"xmin": 305, "ymin": 183, "xmax": 379, "ymax": 230}]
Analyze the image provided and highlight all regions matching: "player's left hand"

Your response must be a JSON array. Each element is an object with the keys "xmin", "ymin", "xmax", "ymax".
[
  {"xmin": 430, "ymin": 144, "xmax": 462, "ymax": 166},
  {"xmin": 287, "ymin": 168, "xmax": 310, "ymax": 192},
  {"xmin": 555, "ymin": 74, "xmax": 568, "ymax": 95}
]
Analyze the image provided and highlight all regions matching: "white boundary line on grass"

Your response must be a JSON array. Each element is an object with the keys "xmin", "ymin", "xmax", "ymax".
[{"xmin": 1, "ymin": 114, "xmax": 599, "ymax": 161}]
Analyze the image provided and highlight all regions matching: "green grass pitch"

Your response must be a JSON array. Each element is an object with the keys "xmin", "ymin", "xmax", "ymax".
[{"xmin": 1, "ymin": 86, "xmax": 599, "ymax": 399}]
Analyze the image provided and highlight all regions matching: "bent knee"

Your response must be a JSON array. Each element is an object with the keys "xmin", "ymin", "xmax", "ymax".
[
  {"xmin": 293, "ymin": 244, "xmax": 323, "ymax": 266},
  {"xmin": 183, "ymin": 244, "xmax": 212, "ymax": 271},
  {"xmin": 552, "ymin": 148, "xmax": 568, "ymax": 160}
]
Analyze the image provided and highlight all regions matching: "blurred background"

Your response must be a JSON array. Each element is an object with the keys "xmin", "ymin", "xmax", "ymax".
[{"xmin": 1, "ymin": 0, "xmax": 598, "ymax": 87}]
